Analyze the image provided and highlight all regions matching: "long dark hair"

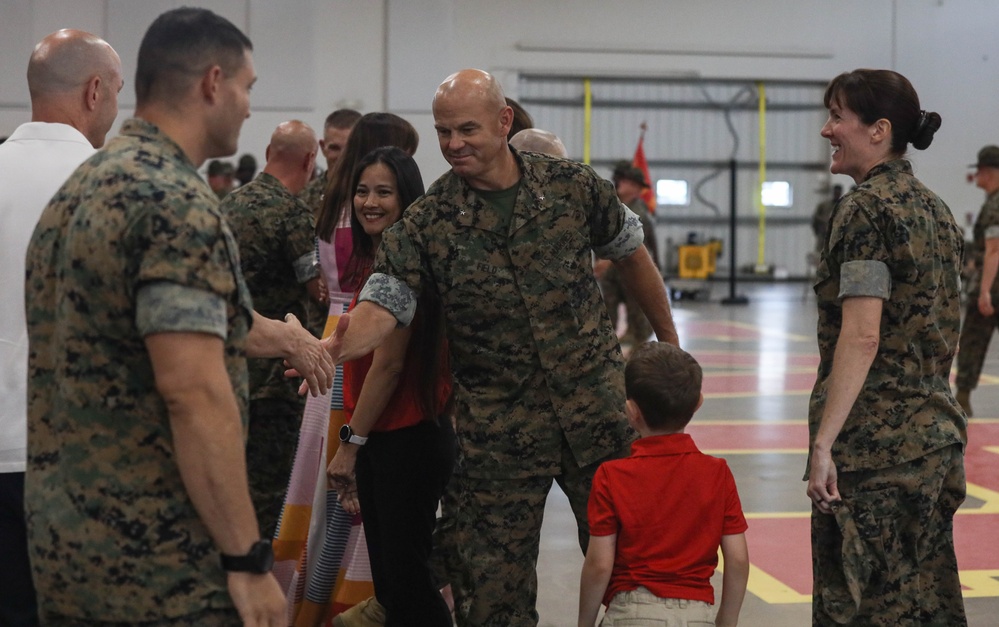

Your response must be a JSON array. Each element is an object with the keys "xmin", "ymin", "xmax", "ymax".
[
  {"xmin": 349, "ymin": 147, "xmax": 447, "ymax": 419},
  {"xmin": 316, "ymin": 112, "xmax": 418, "ymax": 243},
  {"xmin": 823, "ymin": 69, "xmax": 941, "ymax": 155}
]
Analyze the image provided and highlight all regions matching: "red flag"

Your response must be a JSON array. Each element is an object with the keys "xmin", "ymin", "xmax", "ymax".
[{"xmin": 633, "ymin": 129, "xmax": 656, "ymax": 214}]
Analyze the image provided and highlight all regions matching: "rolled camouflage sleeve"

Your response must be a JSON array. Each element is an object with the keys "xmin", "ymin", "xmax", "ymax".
[
  {"xmin": 358, "ymin": 273, "xmax": 417, "ymax": 326},
  {"xmin": 985, "ymin": 225, "xmax": 999, "ymax": 240},
  {"xmin": 587, "ymin": 173, "xmax": 644, "ymax": 260},
  {"xmin": 839, "ymin": 260, "xmax": 890, "ymax": 299},
  {"xmin": 136, "ymin": 282, "xmax": 228, "ymax": 338},
  {"xmin": 292, "ymin": 251, "xmax": 319, "ymax": 283},
  {"xmin": 593, "ymin": 204, "xmax": 644, "ymax": 261},
  {"xmin": 831, "ymin": 195, "xmax": 891, "ymax": 300},
  {"xmin": 366, "ymin": 218, "xmax": 426, "ymax": 327}
]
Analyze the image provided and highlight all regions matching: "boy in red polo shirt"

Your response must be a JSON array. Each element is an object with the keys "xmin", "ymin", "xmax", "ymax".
[{"xmin": 578, "ymin": 342, "xmax": 749, "ymax": 627}]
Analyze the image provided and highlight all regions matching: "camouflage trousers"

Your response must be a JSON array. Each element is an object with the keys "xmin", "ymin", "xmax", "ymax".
[
  {"xmin": 955, "ymin": 300, "xmax": 998, "ymax": 390},
  {"xmin": 598, "ymin": 265, "xmax": 653, "ymax": 345},
  {"xmin": 246, "ymin": 397, "xmax": 305, "ymax": 539},
  {"xmin": 811, "ymin": 444, "xmax": 966, "ymax": 626},
  {"xmin": 42, "ymin": 607, "xmax": 240, "ymax": 626},
  {"xmin": 449, "ymin": 437, "xmax": 628, "ymax": 627}
]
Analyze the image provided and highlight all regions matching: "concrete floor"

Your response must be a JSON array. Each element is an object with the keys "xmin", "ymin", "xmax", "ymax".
[{"xmin": 534, "ymin": 283, "xmax": 999, "ymax": 627}]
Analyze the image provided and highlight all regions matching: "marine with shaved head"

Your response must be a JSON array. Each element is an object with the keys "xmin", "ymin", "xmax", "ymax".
[
  {"xmin": 221, "ymin": 120, "xmax": 325, "ymax": 538},
  {"xmin": 0, "ymin": 28, "xmax": 121, "ymax": 627},
  {"xmin": 509, "ymin": 127, "xmax": 568, "ymax": 158},
  {"xmin": 322, "ymin": 69, "xmax": 679, "ymax": 625}
]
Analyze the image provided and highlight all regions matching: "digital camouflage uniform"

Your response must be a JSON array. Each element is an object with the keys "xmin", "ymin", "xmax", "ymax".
[
  {"xmin": 808, "ymin": 159, "xmax": 967, "ymax": 626},
  {"xmin": 298, "ymin": 172, "xmax": 326, "ymax": 216},
  {"xmin": 598, "ymin": 196, "xmax": 656, "ymax": 345},
  {"xmin": 360, "ymin": 148, "xmax": 643, "ymax": 626},
  {"xmin": 24, "ymin": 118, "xmax": 251, "ymax": 624},
  {"xmin": 221, "ymin": 172, "xmax": 319, "ymax": 537},
  {"xmin": 297, "ymin": 174, "xmax": 329, "ymax": 334},
  {"xmin": 955, "ymin": 190, "xmax": 999, "ymax": 392}
]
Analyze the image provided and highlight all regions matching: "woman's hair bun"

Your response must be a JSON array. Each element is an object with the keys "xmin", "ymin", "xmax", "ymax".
[{"xmin": 911, "ymin": 110, "xmax": 941, "ymax": 150}]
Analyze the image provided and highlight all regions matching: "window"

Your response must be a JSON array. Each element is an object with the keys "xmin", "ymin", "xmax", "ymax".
[
  {"xmin": 656, "ymin": 179, "xmax": 689, "ymax": 206},
  {"xmin": 761, "ymin": 181, "xmax": 792, "ymax": 207}
]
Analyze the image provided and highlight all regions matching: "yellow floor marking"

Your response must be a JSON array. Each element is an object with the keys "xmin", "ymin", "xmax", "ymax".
[{"xmin": 960, "ymin": 570, "xmax": 999, "ymax": 598}]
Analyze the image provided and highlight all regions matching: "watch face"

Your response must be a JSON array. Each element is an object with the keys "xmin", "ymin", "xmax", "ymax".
[
  {"xmin": 339, "ymin": 424, "xmax": 351, "ymax": 442},
  {"xmin": 251, "ymin": 540, "xmax": 274, "ymax": 572}
]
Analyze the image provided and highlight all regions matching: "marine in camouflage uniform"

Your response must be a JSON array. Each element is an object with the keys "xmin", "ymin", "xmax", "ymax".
[
  {"xmin": 599, "ymin": 194, "xmax": 656, "ymax": 345},
  {"xmin": 221, "ymin": 172, "xmax": 319, "ymax": 538},
  {"xmin": 24, "ymin": 118, "xmax": 251, "ymax": 623},
  {"xmin": 299, "ymin": 172, "xmax": 326, "ymax": 216},
  {"xmin": 361, "ymin": 147, "xmax": 645, "ymax": 625},
  {"xmin": 807, "ymin": 159, "xmax": 967, "ymax": 625},
  {"xmin": 955, "ymin": 186, "xmax": 999, "ymax": 412}
]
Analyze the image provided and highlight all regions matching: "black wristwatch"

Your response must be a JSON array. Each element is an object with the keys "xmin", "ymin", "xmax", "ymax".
[
  {"xmin": 220, "ymin": 539, "xmax": 274, "ymax": 574},
  {"xmin": 339, "ymin": 424, "xmax": 368, "ymax": 446}
]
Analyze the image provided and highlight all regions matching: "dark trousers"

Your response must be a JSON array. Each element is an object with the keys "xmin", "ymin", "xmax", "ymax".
[
  {"xmin": 355, "ymin": 420, "xmax": 456, "ymax": 627},
  {"xmin": 956, "ymin": 300, "xmax": 997, "ymax": 390},
  {"xmin": 0, "ymin": 472, "xmax": 39, "ymax": 627},
  {"xmin": 246, "ymin": 397, "xmax": 304, "ymax": 538}
]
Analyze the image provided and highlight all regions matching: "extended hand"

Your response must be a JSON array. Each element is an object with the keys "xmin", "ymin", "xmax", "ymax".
[{"xmin": 281, "ymin": 313, "xmax": 334, "ymax": 397}]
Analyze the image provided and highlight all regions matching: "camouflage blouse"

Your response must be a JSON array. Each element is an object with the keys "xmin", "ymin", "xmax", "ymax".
[{"xmin": 808, "ymin": 159, "xmax": 967, "ymax": 474}]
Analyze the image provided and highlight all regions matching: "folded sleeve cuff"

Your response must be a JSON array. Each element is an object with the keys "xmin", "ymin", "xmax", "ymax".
[
  {"xmin": 593, "ymin": 205, "xmax": 644, "ymax": 260},
  {"xmin": 136, "ymin": 282, "xmax": 228, "ymax": 339},
  {"xmin": 357, "ymin": 272, "xmax": 417, "ymax": 327},
  {"xmin": 293, "ymin": 251, "xmax": 320, "ymax": 283},
  {"xmin": 839, "ymin": 260, "xmax": 890, "ymax": 300}
]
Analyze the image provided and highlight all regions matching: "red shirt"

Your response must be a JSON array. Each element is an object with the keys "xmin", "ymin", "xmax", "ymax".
[
  {"xmin": 588, "ymin": 433, "xmax": 747, "ymax": 606},
  {"xmin": 343, "ymin": 297, "xmax": 451, "ymax": 432}
]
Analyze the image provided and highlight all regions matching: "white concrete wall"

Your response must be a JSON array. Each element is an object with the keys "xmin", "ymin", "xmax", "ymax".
[{"xmin": 1, "ymin": 0, "xmax": 996, "ymax": 223}]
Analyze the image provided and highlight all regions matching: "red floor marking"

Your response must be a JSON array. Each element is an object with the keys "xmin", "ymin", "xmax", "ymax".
[
  {"xmin": 695, "ymin": 352, "xmax": 820, "ymax": 369},
  {"xmin": 745, "ymin": 517, "xmax": 813, "ymax": 595},
  {"xmin": 680, "ymin": 321, "xmax": 793, "ymax": 340},
  {"xmin": 688, "ymin": 423, "xmax": 810, "ymax": 450},
  {"xmin": 966, "ymin": 423, "xmax": 999, "ymax": 493},
  {"xmin": 701, "ymin": 371, "xmax": 818, "ymax": 396}
]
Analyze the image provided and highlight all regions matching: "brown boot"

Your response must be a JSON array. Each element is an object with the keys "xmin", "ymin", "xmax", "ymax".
[
  {"xmin": 956, "ymin": 388, "xmax": 973, "ymax": 417},
  {"xmin": 332, "ymin": 596, "xmax": 386, "ymax": 627}
]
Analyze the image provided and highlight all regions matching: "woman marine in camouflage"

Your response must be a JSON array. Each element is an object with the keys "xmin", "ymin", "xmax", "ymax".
[{"xmin": 806, "ymin": 69, "xmax": 967, "ymax": 625}]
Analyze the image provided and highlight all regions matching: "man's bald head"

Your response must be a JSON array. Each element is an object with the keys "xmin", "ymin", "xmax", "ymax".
[
  {"xmin": 263, "ymin": 120, "xmax": 317, "ymax": 195},
  {"xmin": 434, "ymin": 69, "xmax": 508, "ymax": 114},
  {"xmin": 432, "ymin": 69, "xmax": 519, "ymax": 189},
  {"xmin": 27, "ymin": 30, "xmax": 119, "ymax": 99},
  {"xmin": 509, "ymin": 128, "xmax": 567, "ymax": 158},
  {"xmin": 269, "ymin": 120, "xmax": 317, "ymax": 160},
  {"xmin": 26, "ymin": 29, "xmax": 122, "ymax": 147}
]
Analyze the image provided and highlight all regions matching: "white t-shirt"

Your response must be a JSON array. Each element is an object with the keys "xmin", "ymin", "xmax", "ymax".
[{"xmin": 0, "ymin": 122, "xmax": 96, "ymax": 472}]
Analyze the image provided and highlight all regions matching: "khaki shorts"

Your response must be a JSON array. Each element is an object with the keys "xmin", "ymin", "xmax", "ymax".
[{"xmin": 602, "ymin": 586, "xmax": 715, "ymax": 626}]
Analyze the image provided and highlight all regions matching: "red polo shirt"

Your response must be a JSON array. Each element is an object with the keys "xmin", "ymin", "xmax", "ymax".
[{"xmin": 588, "ymin": 433, "xmax": 747, "ymax": 606}]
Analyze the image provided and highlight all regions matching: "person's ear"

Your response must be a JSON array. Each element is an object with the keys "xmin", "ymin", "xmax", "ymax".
[
  {"xmin": 200, "ymin": 65, "xmax": 224, "ymax": 103},
  {"xmin": 84, "ymin": 75, "xmax": 102, "ymax": 112},
  {"xmin": 625, "ymin": 399, "xmax": 643, "ymax": 430},
  {"xmin": 498, "ymin": 105, "xmax": 513, "ymax": 138},
  {"xmin": 695, "ymin": 393, "xmax": 704, "ymax": 413},
  {"xmin": 871, "ymin": 118, "xmax": 892, "ymax": 145}
]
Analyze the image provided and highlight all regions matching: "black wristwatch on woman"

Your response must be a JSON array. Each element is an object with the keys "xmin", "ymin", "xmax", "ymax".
[
  {"xmin": 220, "ymin": 539, "xmax": 274, "ymax": 574},
  {"xmin": 339, "ymin": 424, "xmax": 368, "ymax": 446}
]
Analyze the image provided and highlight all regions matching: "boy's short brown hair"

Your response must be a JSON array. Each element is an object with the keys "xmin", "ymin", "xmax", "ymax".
[{"xmin": 625, "ymin": 342, "xmax": 703, "ymax": 431}]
